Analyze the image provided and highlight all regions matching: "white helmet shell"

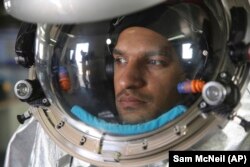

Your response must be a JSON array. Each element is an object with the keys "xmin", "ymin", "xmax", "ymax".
[{"xmin": 4, "ymin": 0, "xmax": 165, "ymax": 23}]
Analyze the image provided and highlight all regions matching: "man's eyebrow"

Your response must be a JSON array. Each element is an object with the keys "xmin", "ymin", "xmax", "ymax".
[
  {"xmin": 113, "ymin": 48, "xmax": 125, "ymax": 56},
  {"xmin": 145, "ymin": 46, "xmax": 172, "ymax": 58},
  {"xmin": 113, "ymin": 46, "xmax": 173, "ymax": 58}
]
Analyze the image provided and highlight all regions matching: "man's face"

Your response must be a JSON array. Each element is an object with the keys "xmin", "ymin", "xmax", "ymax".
[{"xmin": 113, "ymin": 27, "xmax": 185, "ymax": 124}]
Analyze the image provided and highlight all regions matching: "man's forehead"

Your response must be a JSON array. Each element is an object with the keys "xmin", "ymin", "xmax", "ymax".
[
  {"xmin": 113, "ymin": 45, "xmax": 173, "ymax": 59},
  {"xmin": 117, "ymin": 27, "xmax": 171, "ymax": 46},
  {"xmin": 119, "ymin": 26, "xmax": 167, "ymax": 39},
  {"xmin": 114, "ymin": 26, "xmax": 174, "ymax": 57}
]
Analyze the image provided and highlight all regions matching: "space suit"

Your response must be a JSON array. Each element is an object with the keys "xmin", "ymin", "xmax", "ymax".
[{"xmin": 3, "ymin": 0, "xmax": 250, "ymax": 166}]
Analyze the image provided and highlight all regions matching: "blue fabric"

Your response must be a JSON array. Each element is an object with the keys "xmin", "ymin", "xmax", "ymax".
[{"xmin": 71, "ymin": 105, "xmax": 187, "ymax": 135}]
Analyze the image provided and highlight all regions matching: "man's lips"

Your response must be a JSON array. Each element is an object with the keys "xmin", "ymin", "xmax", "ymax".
[{"xmin": 117, "ymin": 95, "xmax": 146, "ymax": 109}]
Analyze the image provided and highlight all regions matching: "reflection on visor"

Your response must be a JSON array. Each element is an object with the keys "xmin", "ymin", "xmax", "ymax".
[{"xmin": 71, "ymin": 105, "xmax": 187, "ymax": 135}]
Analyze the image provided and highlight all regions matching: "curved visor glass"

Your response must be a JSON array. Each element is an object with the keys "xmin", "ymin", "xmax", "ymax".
[{"xmin": 35, "ymin": 2, "xmax": 226, "ymax": 135}]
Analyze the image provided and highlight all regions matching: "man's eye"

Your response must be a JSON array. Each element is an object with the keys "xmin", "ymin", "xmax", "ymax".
[
  {"xmin": 114, "ymin": 57, "xmax": 127, "ymax": 64},
  {"xmin": 148, "ymin": 59, "xmax": 167, "ymax": 66}
]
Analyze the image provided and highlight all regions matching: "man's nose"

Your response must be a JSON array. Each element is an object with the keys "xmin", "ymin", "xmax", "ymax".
[{"xmin": 118, "ymin": 62, "xmax": 146, "ymax": 89}]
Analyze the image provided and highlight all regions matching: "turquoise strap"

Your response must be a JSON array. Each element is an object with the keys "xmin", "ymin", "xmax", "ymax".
[{"xmin": 71, "ymin": 105, "xmax": 187, "ymax": 135}]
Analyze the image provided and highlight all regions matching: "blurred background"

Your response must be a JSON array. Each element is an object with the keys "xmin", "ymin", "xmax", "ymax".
[{"xmin": 0, "ymin": 2, "xmax": 29, "ymax": 166}]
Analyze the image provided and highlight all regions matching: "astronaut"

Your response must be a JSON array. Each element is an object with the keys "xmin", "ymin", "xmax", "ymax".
[{"xmin": 3, "ymin": 0, "xmax": 250, "ymax": 167}]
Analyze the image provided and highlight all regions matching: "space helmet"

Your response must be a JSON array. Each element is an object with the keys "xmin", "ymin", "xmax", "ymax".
[{"xmin": 7, "ymin": 0, "xmax": 250, "ymax": 166}]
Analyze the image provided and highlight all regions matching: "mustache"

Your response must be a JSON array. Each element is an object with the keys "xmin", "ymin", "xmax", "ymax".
[{"xmin": 116, "ymin": 89, "xmax": 153, "ymax": 102}]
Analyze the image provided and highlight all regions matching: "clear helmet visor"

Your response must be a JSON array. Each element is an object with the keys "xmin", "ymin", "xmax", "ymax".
[{"xmin": 35, "ymin": 2, "xmax": 226, "ymax": 135}]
